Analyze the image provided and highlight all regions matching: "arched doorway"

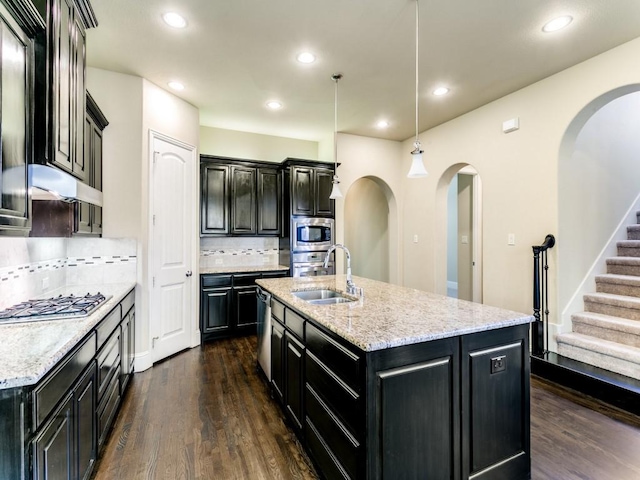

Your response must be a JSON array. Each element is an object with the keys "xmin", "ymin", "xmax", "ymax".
[
  {"xmin": 437, "ymin": 164, "xmax": 483, "ymax": 302},
  {"xmin": 344, "ymin": 176, "xmax": 395, "ymax": 283}
]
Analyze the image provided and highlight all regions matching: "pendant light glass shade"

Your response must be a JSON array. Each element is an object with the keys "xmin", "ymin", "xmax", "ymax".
[
  {"xmin": 330, "ymin": 73, "xmax": 343, "ymax": 199},
  {"xmin": 407, "ymin": 0, "xmax": 428, "ymax": 178}
]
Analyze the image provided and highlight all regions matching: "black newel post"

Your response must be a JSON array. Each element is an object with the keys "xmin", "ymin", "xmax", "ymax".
[{"xmin": 532, "ymin": 245, "xmax": 543, "ymax": 355}]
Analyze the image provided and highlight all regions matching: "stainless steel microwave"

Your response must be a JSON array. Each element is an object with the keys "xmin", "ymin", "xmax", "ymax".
[{"xmin": 292, "ymin": 217, "xmax": 334, "ymax": 252}]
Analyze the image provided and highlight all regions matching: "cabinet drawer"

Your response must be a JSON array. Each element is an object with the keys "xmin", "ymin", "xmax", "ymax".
[
  {"xmin": 233, "ymin": 273, "xmax": 260, "ymax": 286},
  {"xmin": 262, "ymin": 271, "xmax": 288, "ymax": 279},
  {"xmin": 121, "ymin": 289, "xmax": 135, "ymax": 316},
  {"xmin": 305, "ymin": 417, "xmax": 351, "ymax": 480},
  {"xmin": 34, "ymin": 332, "xmax": 96, "ymax": 429},
  {"xmin": 202, "ymin": 274, "xmax": 232, "ymax": 288},
  {"xmin": 285, "ymin": 308, "xmax": 304, "ymax": 340},
  {"xmin": 97, "ymin": 330, "xmax": 120, "ymax": 402},
  {"xmin": 96, "ymin": 306, "xmax": 121, "ymax": 349},
  {"xmin": 98, "ymin": 365, "xmax": 121, "ymax": 448},
  {"xmin": 306, "ymin": 322, "xmax": 362, "ymax": 391},
  {"xmin": 306, "ymin": 351, "xmax": 363, "ymax": 437},
  {"xmin": 306, "ymin": 384, "xmax": 360, "ymax": 479},
  {"xmin": 271, "ymin": 298, "xmax": 284, "ymax": 322}
]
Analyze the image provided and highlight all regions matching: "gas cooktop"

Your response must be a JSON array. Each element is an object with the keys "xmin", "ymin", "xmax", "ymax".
[{"xmin": 0, "ymin": 293, "xmax": 111, "ymax": 325}]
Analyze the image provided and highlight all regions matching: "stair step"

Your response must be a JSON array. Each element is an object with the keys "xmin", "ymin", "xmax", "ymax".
[
  {"xmin": 617, "ymin": 240, "xmax": 640, "ymax": 257},
  {"xmin": 556, "ymin": 333, "xmax": 640, "ymax": 380},
  {"xmin": 571, "ymin": 312, "xmax": 640, "ymax": 348},
  {"xmin": 606, "ymin": 256, "xmax": 640, "ymax": 276},
  {"xmin": 627, "ymin": 225, "xmax": 640, "ymax": 240},
  {"xmin": 596, "ymin": 274, "xmax": 640, "ymax": 297},
  {"xmin": 583, "ymin": 292, "xmax": 640, "ymax": 320}
]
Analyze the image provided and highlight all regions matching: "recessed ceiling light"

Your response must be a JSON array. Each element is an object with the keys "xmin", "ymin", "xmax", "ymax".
[
  {"xmin": 296, "ymin": 52, "xmax": 316, "ymax": 64},
  {"xmin": 266, "ymin": 101, "xmax": 283, "ymax": 110},
  {"xmin": 542, "ymin": 15, "xmax": 573, "ymax": 33},
  {"xmin": 168, "ymin": 81, "xmax": 185, "ymax": 91},
  {"xmin": 162, "ymin": 12, "xmax": 187, "ymax": 28},
  {"xmin": 377, "ymin": 120, "xmax": 389, "ymax": 128},
  {"xmin": 433, "ymin": 87, "xmax": 450, "ymax": 96}
]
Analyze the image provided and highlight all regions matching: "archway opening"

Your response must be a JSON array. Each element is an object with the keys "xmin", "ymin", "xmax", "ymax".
[{"xmin": 344, "ymin": 176, "xmax": 395, "ymax": 283}]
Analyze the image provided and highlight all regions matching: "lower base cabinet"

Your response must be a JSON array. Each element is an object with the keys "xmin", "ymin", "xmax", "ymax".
[
  {"xmin": 200, "ymin": 270, "xmax": 289, "ymax": 342},
  {"xmin": 269, "ymin": 300, "xmax": 531, "ymax": 480},
  {"xmin": 1, "ymin": 288, "xmax": 135, "ymax": 480}
]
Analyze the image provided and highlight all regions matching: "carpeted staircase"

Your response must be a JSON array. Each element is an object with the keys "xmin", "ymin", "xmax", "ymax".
[{"xmin": 556, "ymin": 216, "xmax": 640, "ymax": 381}]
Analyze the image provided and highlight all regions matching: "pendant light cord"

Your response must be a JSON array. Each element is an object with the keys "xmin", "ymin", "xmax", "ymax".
[
  {"xmin": 335, "ymin": 75, "xmax": 338, "ymax": 171},
  {"xmin": 415, "ymin": 0, "xmax": 420, "ymax": 149}
]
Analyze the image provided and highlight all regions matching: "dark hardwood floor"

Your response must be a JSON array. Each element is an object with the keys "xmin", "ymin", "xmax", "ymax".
[{"xmin": 93, "ymin": 336, "xmax": 640, "ymax": 480}]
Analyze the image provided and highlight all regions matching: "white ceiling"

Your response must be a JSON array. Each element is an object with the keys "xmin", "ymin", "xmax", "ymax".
[{"xmin": 86, "ymin": 0, "xmax": 640, "ymax": 143}]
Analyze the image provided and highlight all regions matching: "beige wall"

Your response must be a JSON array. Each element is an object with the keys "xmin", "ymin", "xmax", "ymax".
[
  {"xmin": 200, "ymin": 126, "xmax": 318, "ymax": 162},
  {"xmin": 344, "ymin": 177, "xmax": 390, "ymax": 282},
  {"xmin": 87, "ymin": 69, "xmax": 200, "ymax": 371}
]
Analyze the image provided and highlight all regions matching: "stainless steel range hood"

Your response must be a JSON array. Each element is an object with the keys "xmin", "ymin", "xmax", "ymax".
[{"xmin": 28, "ymin": 164, "xmax": 103, "ymax": 207}]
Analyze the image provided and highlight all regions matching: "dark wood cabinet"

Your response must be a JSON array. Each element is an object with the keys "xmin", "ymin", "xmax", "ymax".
[
  {"xmin": 257, "ymin": 167, "xmax": 280, "ymax": 235},
  {"xmin": 33, "ymin": 393, "xmax": 75, "ymax": 480},
  {"xmin": 201, "ymin": 156, "xmax": 282, "ymax": 237},
  {"xmin": 230, "ymin": 165, "xmax": 257, "ymax": 235},
  {"xmin": 268, "ymin": 299, "xmax": 530, "ymax": 480},
  {"xmin": 75, "ymin": 91, "xmax": 107, "ymax": 236},
  {"xmin": 0, "ymin": 1, "xmax": 42, "ymax": 235},
  {"xmin": 286, "ymin": 160, "xmax": 335, "ymax": 217},
  {"xmin": 285, "ymin": 332, "xmax": 305, "ymax": 431},
  {"xmin": 200, "ymin": 271, "xmax": 289, "ymax": 342},
  {"xmin": 75, "ymin": 363, "xmax": 97, "ymax": 480},
  {"xmin": 33, "ymin": 0, "xmax": 97, "ymax": 178},
  {"xmin": 120, "ymin": 304, "xmax": 135, "ymax": 394},
  {"xmin": 201, "ymin": 163, "xmax": 230, "ymax": 235},
  {"xmin": 201, "ymin": 285, "xmax": 232, "ymax": 335}
]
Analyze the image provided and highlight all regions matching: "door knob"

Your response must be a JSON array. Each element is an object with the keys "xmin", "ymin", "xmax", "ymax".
[{"xmin": 186, "ymin": 270, "xmax": 193, "ymax": 277}]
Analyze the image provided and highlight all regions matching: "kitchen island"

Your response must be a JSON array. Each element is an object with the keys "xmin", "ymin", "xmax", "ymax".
[{"xmin": 256, "ymin": 275, "xmax": 534, "ymax": 480}]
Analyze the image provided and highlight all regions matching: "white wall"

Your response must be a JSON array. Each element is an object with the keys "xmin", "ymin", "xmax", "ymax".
[
  {"xmin": 457, "ymin": 174, "xmax": 473, "ymax": 301},
  {"xmin": 446, "ymin": 176, "xmax": 458, "ymax": 285},
  {"xmin": 558, "ymin": 91, "xmax": 640, "ymax": 311},
  {"xmin": 87, "ymin": 69, "xmax": 200, "ymax": 371},
  {"xmin": 200, "ymin": 126, "xmax": 318, "ymax": 162}
]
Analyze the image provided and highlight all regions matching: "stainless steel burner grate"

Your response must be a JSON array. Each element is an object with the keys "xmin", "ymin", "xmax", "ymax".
[{"xmin": 0, "ymin": 293, "xmax": 111, "ymax": 324}]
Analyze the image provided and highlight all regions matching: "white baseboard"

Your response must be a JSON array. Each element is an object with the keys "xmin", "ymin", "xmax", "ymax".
[{"xmin": 134, "ymin": 350, "xmax": 153, "ymax": 372}]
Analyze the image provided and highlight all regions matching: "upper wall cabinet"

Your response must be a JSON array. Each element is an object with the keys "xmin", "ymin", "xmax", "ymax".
[
  {"xmin": 283, "ymin": 159, "xmax": 334, "ymax": 218},
  {"xmin": 200, "ymin": 155, "xmax": 281, "ymax": 237},
  {"xmin": 33, "ymin": 0, "xmax": 97, "ymax": 180},
  {"xmin": 0, "ymin": 0, "xmax": 45, "ymax": 236}
]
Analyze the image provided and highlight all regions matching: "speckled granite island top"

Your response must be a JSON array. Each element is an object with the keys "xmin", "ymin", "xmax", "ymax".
[
  {"xmin": 256, "ymin": 275, "xmax": 534, "ymax": 352},
  {"xmin": 0, "ymin": 282, "xmax": 135, "ymax": 390}
]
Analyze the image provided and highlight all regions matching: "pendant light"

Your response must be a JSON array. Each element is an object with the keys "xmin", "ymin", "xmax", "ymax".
[
  {"xmin": 407, "ymin": 0, "xmax": 428, "ymax": 178},
  {"xmin": 329, "ymin": 73, "xmax": 343, "ymax": 199}
]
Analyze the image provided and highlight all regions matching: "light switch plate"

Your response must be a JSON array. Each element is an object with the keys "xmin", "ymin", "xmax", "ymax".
[{"xmin": 508, "ymin": 234, "xmax": 515, "ymax": 245}]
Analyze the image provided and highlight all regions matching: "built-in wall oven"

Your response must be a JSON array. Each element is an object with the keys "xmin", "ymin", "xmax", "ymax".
[{"xmin": 288, "ymin": 217, "xmax": 335, "ymax": 277}]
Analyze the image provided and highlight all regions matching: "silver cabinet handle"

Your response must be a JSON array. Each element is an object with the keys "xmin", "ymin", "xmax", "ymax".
[{"xmin": 186, "ymin": 270, "xmax": 193, "ymax": 277}]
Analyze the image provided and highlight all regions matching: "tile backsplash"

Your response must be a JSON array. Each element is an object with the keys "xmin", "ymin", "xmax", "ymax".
[
  {"xmin": 200, "ymin": 237, "xmax": 279, "ymax": 269},
  {"xmin": 0, "ymin": 237, "xmax": 137, "ymax": 310}
]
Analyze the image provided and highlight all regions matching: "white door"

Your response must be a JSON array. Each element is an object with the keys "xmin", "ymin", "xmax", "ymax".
[{"xmin": 149, "ymin": 131, "xmax": 196, "ymax": 363}]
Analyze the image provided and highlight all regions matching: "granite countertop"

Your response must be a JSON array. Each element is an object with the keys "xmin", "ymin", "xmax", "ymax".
[
  {"xmin": 200, "ymin": 264, "xmax": 290, "ymax": 275},
  {"xmin": 256, "ymin": 275, "xmax": 534, "ymax": 352},
  {"xmin": 0, "ymin": 282, "xmax": 135, "ymax": 390}
]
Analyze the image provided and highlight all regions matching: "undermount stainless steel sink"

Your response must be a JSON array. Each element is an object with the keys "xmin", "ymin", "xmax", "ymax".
[{"xmin": 292, "ymin": 289, "xmax": 356, "ymax": 305}]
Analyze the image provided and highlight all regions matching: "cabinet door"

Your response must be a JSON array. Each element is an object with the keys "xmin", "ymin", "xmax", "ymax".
[
  {"xmin": 461, "ymin": 326, "xmax": 530, "ymax": 480},
  {"xmin": 257, "ymin": 167, "xmax": 280, "ymax": 235},
  {"xmin": 201, "ymin": 164, "xmax": 229, "ymax": 235},
  {"xmin": 76, "ymin": 364, "xmax": 96, "ymax": 480},
  {"xmin": 314, "ymin": 168, "xmax": 334, "ymax": 216},
  {"xmin": 120, "ymin": 313, "xmax": 131, "ymax": 391},
  {"xmin": 33, "ymin": 393, "xmax": 75, "ymax": 480},
  {"xmin": 201, "ymin": 287, "xmax": 232, "ymax": 334},
  {"xmin": 0, "ymin": 6, "xmax": 31, "ymax": 233},
  {"xmin": 291, "ymin": 166, "xmax": 314, "ymax": 216},
  {"xmin": 271, "ymin": 319, "xmax": 285, "ymax": 404},
  {"xmin": 51, "ymin": 0, "xmax": 75, "ymax": 173},
  {"xmin": 72, "ymin": 14, "xmax": 87, "ymax": 182},
  {"xmin": 90, "ymin": 116, "xmax": 103, "ymax": 234},
  {"xmin": 230, "ymin": 165, "xmax": 257, "ymax": 234},
  {"xmin": 234, "ymin": 285, "xmax": 258, "ymax": 330},
  {"xmin": 285, "ymin": 332, "xmax": 305, "ymax": 431}
]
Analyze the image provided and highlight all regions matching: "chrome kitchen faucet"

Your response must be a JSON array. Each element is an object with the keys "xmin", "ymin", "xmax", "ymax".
[{"xmin": 323, "ymin": 244, "xmax": 362, "ymax": 297}]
